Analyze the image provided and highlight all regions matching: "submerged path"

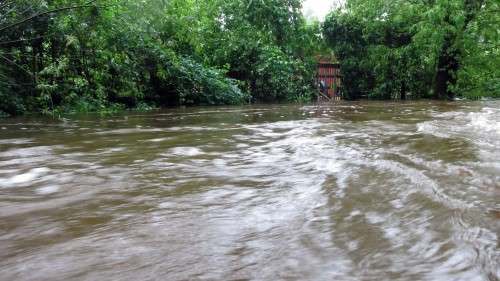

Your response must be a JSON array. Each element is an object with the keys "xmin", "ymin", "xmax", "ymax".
[{"xmin": 0, "ymin": 101, "xmax": 499, "ymax": 280}]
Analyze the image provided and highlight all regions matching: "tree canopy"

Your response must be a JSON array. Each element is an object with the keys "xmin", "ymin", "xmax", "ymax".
[
  {"xmin": 1, "ymin": 0, "xmax": 498, "ymax": 116},
  {"xmin": 323, "ymin": 0, "xmax": 499, "ymax": 100},
  {"xmin": 0, "ymin": 0, "xmax": 326, "ymax": 116}
]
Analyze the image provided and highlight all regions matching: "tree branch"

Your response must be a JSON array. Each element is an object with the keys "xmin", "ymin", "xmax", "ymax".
[
  {"xmin": 0, "ymin": 54, "xmax": 34, "ymax": 77},
  {"xmin": 480, "ymin": 8, "xmax": 500, "ymax": 15},
  {"xmin": 0, "ymin": 0, "xmax": 97, "ymax": 33},
  {"xmin": 0, "ymin": 0, "xmax": 15, "ymax": 11},
  {"xmin": 0, "ymin": 33, "xmax": 55, "ymax": 45}
]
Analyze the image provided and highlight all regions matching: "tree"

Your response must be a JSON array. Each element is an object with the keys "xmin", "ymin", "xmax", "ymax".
[
  {"xmin": 323, "ymin": 0, "xmax": 499, "ymax": 100},
  {"xmin": 1, "ymin": 0, "xmax": 325, "ymax": 116}
]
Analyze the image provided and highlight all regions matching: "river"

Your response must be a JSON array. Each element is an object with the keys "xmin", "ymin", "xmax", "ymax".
[{"xmin": 0, "ymin": 101, "xmax": 499, "ymax": 281}]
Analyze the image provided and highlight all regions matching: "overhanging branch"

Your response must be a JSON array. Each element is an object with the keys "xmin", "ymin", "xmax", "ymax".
[{"xmin": 0, "ymin": 0, "xmax": 97, "ymax": 33}]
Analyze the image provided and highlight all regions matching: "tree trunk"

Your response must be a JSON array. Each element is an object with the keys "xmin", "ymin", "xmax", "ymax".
[
  {"xmin": 434, "ymin": 37, "xmax": 459, "ymax": 100},
  {"xmin": 434, "ymin": 0, "xmax": 484, "ymax": 100},
  {"xmin": 400, "ymin": 81, "xmax": 407, "ymax": 100}
]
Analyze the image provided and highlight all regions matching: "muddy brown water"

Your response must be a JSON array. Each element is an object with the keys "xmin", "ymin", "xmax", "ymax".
[{"xmin": 0, "ymin": 101, "xmax": 499, "ymax": 281}]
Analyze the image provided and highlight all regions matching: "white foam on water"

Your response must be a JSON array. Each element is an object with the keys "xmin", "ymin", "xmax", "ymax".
[
  {"xmin": 372, "ymin": 159, "xmax": 472, "ymax": 210},
  {"xmin": 212, "ymin": 159, "xmax": 226, "ymax": 166},
  {"xmin": 467, "ymin": 108, "xmax": 500, "ymax": 135},
  {"xmin": 146, "ymin": 137, "xmax": 171, "ymax": 143},
  {"xmin": 0, "ymin": 167, "xmax": 50, "ymax": 188},
  {"xmin": 36, "ymin": 185, "xmax": 60, "ymax": 195},
  {"xmin": 167, "ymin": 147, "xmax": 204, "ymax": 157},
  {"xmin": 93, "ymin": 128, "xmax": 163, "ymax": 135},
  {"xmin": 417, "ymin": 121, "xmax": 450, "ymax": 138},
  {"xmin": 165, "ymin": 126, "xmax": 225, "ymax": 132},
  {"xmin": 98, "ymin": 147, "xmax": 127, "ymax": 154},
  {"xmin": 365, "ymin": 212, "xmax": 387, "ymax": 224},
  {"xmin": 235, "ymin": 143, "xmax": 250, "ymax": 149},
  {"xmin": 390, "ymin": 199, "xmax": 404, "ymax": 209},
  {"xmin": 419, "ymin": 107, "xmax": 500, "ymax": 138},
  {"xmin": 0, "ymin": 138, "xmax": 34, "ymax": 145},
  {"xmin": 383, "ymin": 226, "xmax": 402, "ymax": 239}
]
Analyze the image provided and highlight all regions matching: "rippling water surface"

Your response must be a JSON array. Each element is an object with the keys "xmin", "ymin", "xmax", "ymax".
[{"xmin": 0, "ymin": 101, "xmax": 499, "ymax": 281}]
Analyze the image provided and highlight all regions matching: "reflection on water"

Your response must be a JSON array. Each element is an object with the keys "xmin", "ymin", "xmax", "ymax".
[{"xmin": 0, "ymin": 101, "xmax": 499, "ymax": 281}]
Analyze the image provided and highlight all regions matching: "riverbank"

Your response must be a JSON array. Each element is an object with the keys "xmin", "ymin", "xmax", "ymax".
[{"xmin": 3, "ymin": 97, "xmax": 498, "ymax": 119}]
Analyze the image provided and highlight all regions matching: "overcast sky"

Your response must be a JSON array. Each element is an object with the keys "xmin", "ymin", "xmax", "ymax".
[{"xmin": 302, "ymin": 0, "xmax": 339, "ymax": 21}]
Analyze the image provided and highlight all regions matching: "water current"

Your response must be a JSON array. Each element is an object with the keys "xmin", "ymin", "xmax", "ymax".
[{"xmin": 0, "ymin": 101, "xmax": 499, "ymax": 280}]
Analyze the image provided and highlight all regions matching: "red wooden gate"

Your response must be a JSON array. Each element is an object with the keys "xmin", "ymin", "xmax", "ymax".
[{"xmin": 316, "ymin": 58, "xmax": 342, "ymax": 98}]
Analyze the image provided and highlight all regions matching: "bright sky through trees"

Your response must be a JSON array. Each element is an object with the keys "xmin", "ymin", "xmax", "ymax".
[{"xmin": 302, "ymin": 0, "xmax": 336, "ymax": 20}]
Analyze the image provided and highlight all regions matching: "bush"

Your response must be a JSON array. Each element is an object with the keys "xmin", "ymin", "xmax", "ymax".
[{"xmin": 252, "ymin": 45, "xmax": 315, "ymax": 103}]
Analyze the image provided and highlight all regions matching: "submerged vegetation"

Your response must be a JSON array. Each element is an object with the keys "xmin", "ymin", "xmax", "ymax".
[
  {"xmin": 324, "ymin": 0, "xmax": 500, "ymax": 100},
  {"xmin": 0, "ymin": 0, "xmax": 326, "ymax": 116},
  {"xmin": 0, "ymin": 0, "xmax": 498, "ymax": 116}
]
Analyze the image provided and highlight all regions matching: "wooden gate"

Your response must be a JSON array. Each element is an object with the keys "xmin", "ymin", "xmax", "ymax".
[{"xmin": 316, "ymin": 58, "xmax": 342, "ymax": 100}]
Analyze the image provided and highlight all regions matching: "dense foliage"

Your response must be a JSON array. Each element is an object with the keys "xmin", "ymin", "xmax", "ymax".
[
  {"xmin": 324, "ymin": 0, "xmax": 499, "ymax": 100},
  {"xmin": 0, "ymin": 0, "xmax": 326, "ymax": 116}
]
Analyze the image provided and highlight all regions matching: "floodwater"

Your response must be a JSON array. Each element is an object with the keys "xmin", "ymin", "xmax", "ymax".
[{"xmin": 0, "ymin": 101, "xmax": 499, "ymax": 281}]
